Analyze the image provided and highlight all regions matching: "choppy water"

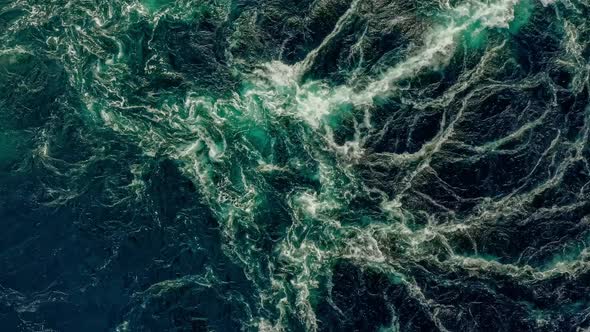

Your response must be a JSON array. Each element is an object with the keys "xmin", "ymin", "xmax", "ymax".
[{"xmin": 1, "ymin": 0, "xmax": 589, "ymax": 331}]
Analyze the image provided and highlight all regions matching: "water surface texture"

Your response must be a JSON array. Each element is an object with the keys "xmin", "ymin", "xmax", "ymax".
[{"xmin": 1, "ymin": 0, "xmax": 590, "ymax": 331}]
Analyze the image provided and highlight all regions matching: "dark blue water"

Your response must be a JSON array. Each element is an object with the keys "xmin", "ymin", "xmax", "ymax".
[{"xmin": 1, "ymin": 0, "xmax": 590, "ymax": 331}]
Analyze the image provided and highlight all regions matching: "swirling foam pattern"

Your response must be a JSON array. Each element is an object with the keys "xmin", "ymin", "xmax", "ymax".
[{"xmin": 1, "ymin": 0, "xmax": 589, "ymax": 331}]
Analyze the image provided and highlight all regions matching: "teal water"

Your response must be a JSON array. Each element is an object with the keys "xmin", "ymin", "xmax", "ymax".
[{"xmin": 1, "ymin": 0, "xmax": 589, "ymax": 331}]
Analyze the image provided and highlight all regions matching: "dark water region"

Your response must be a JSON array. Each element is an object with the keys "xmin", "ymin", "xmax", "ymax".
[{"xmin": 1, "ymin": 0, "xmax": 590, "ymax": 331}]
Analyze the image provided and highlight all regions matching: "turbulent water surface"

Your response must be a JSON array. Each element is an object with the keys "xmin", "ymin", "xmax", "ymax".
[{"xmin": 1, "ymin": 0, "xmax": 590, "ymax": 331}]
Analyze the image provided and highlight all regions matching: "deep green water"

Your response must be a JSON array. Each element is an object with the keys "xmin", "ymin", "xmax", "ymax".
[{"xmin": 1, "ymin": 0, "xmax": 590, "ymax": 331}]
